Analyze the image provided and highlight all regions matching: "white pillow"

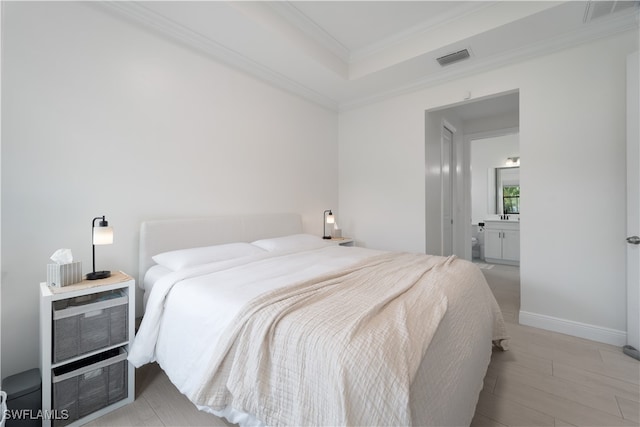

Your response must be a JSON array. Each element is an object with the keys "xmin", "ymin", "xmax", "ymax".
[
  {"xmin": 152, "ymin": 242, "xmax": 265, "ymax": 271},
  {"xmin": 251, "ymin": 234, "xmax": 333, "ymax": 252}
]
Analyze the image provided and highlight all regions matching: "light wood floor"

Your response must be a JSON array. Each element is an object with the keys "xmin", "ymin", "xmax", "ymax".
[
  {"xmin": 471, "ymin": 264, "xmax": 639, "ymax": 427},
  {"xmin": 88, "ymin": 264, "xmax": 640, "ymax": 427}
]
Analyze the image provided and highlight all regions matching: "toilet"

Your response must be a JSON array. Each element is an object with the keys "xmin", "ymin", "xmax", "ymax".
[{"xmin": 472, "ymin": 224, "xmax": 485, "ymax": 260}]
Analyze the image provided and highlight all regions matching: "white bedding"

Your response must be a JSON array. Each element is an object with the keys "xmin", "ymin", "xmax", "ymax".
[
  {"xmin": 130, "ymin": 244, "xmax": 508, "ymax": 426},
  {"xmin": 130, "ymin": 246, "xmax": 381, "ymax": 375},
  {"xmin": 142, "ymin": 265, "xmax": 171, "ymax": 291}
]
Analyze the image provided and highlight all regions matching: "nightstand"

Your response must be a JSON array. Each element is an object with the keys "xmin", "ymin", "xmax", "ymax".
[
  {"xmin": 39, "ymin": 271, "xmax": 135, "ymax": 427},
  {"xmin": 328, "ymin": 237, "xmax": 354, "ymax": 247}
]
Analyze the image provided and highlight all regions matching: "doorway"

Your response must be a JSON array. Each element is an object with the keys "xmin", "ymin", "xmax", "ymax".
[
  {"xmin": 468, "ymin": 131, "xmax": 520, "ymax": 263},
  {"xmin": 424, "ymin": 90, "xmax": 519, "ymax": 263}
]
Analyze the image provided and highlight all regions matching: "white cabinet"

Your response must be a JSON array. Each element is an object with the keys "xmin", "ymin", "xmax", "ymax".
[
  {"xmin": 483, "ymin": 221, "xmax": 520, "ymax": 265},
  {"xmin": 39, "ymin": 271, "xmax": 135, "ymax": 427},
  {"xmin": 484, "ymin": 229, "xmax": 503, "ymax": 260}
]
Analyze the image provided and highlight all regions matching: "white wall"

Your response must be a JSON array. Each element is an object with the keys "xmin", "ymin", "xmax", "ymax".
[
  {"xmin": 470, "ymin": 133, "xmax": 520, "ymax": 225},
  {"xmin": 338, "ymin": 97, "xmax": 426, "ymax": 252},
  {"xmin": 339, "ymin": 30, "xmax": 638, "ymax": 344},
  {"xmin": 1, "ymin": 2, "xmax": 339, "ymax": 377}
]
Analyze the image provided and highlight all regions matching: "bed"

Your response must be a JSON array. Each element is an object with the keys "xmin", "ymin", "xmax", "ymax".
[{"xmin": 129, "ymin": 213, "xmax": 508, "ymax": 426}]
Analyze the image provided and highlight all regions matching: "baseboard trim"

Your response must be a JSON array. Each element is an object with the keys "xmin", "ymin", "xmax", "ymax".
[{"xmin": 519, "ymin": 311, "xmax": 627, "ymax": 346}]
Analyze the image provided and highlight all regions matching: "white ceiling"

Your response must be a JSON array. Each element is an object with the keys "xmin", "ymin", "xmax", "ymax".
[{"xmin": 101, "ymin": 1, "xmax": 639, "ymax": 112}]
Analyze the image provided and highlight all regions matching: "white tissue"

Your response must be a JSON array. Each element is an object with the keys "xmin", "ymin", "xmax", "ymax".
[{"xmin": 50, "ymin": 248, "xmax": 73, "ymax": 264}]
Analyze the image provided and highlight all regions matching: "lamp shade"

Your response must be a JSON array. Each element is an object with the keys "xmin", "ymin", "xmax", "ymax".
[
  {"xmin": 93, "ymin": 225, "xmax": 113, "ymax": 245},
  {"xmin": 326, "ymin": 213, "xmax": 335, "ymax": 224}
]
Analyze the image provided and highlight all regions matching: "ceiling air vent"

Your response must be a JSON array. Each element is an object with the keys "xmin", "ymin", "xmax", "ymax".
[
  {"xmin": 436, "ymin": 49, "xmax": 471, "ymax": 67},
  {"xmin": 584, "ymin": 0, "xmax": 639, "ymax": 23}
]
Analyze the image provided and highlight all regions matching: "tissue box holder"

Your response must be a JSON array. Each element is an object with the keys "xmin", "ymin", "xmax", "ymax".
[{"xmin": 47, "ymin": 262, "xmax": 83, "ymax": 287}]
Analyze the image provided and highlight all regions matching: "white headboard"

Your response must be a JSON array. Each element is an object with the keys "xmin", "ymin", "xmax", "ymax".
[{"xmin": 138, "ymin": 213, "xmax": 303, "ymax": 284}]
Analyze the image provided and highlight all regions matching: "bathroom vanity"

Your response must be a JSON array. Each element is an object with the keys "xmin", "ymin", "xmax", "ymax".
[{"xmin": 483, "ymin": 220, "xmax": 520, "ymax": 266}]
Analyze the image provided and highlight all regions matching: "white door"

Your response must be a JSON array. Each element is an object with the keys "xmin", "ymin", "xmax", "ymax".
[
  {"xmin": 626, "ymin": 51, "xmax": 639, "ymax": 358},
  {"xmin": 442, "ymin": 126, "xmax": 454, "ymax": 256}
]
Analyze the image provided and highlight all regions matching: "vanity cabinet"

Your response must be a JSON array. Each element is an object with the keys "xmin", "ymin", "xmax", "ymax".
[{"xmin": 484, "ymin": 221, "xmax": 520, "ymax": 265}]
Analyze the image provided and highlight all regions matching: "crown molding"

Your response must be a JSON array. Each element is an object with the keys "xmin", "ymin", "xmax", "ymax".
[
  {"xmin": 349, "ymin": 2, "xmax": 494, "ymax": 63},
  {"xmin": 266, "ymin": 2, "xmax": 351, "ymax": 64},
  {"xmin": 96, "ymin": 1, "xmax": 340, "ymax": 112},
  {"xmin": 340, "ymin": 11, "xmax": 640, "ymax": 112},
  {"xmin": 268, "ymin": 2, "xmax": 494, "ymax": 64}
]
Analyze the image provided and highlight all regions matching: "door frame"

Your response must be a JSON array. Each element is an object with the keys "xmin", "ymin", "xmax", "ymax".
[
  {"xmin": 441, "ymin": 121, "xmax": 456, "ymax": 256},
  {"xmin": 625, "ymin": 51, "xmax": 639, "ymax": 358}
]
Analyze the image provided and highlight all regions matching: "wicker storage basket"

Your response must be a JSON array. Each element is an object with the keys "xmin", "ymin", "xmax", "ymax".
[
  {"xmin": 52, "ymin": 290, "xmax": 128, "ymax": 363},
  {"xmin": 52, "ymin": 348, "xmax": 127, "ymax": 427}
]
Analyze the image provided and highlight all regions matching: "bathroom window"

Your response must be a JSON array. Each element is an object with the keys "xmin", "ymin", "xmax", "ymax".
[{"xmin": 503, "ymin": 185, "xmax": 520, "ymax": 214}]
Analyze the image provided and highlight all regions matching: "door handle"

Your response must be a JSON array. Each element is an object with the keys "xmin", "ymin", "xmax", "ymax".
[{"xmin": 628, "ymin": 236, "xmax": 640, "ymax": 245}]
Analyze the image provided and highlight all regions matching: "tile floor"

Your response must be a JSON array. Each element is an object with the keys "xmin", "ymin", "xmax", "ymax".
[{"xmin": 471, "ymin": 264, "xmax": 639, "ymax": 427}]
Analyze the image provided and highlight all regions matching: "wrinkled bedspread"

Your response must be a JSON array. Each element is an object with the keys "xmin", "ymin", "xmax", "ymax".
[{"xmin": 191, "ymin": 252, "xmax": 451, "ymax": 426}]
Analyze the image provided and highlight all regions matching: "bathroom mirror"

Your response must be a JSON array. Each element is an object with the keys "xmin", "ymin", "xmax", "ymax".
[{"xmin": 487, "ymin": 166, "xmax": 520, "ymax": 215}]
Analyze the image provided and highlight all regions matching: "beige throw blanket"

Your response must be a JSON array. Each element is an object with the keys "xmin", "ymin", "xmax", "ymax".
[{"xmin": 191, "ymin": 252, "xmax": 456, "ymax": 426}]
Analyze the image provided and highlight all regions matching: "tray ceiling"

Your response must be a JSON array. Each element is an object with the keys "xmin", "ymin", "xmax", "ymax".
[{"xmin": 100, "ymin": 1, "xmax": 639, "ymax": 111}]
